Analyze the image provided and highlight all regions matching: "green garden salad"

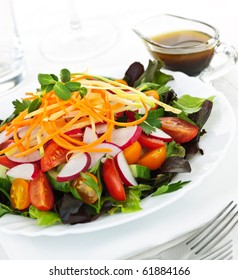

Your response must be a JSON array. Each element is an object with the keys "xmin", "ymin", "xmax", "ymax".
[{"xmin": 0, "ymin": 60, "xmax": 214, "ymax": 226}]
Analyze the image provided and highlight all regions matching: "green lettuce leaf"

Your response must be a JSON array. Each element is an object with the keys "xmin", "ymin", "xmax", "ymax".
[
  {"xmin": 173, "ymin": 94, "xmax": 215, "ymax": 114},
  {"xmin": 107, "ymin": 189, "xmax": 142, "ymax": 214},
  {"xmin": 29, "ymin": 205, "xmax": 61, "ymax": 226},
  {"xmin": 134, "ymin": 60, "xmax": 173, "ymax": 87}
]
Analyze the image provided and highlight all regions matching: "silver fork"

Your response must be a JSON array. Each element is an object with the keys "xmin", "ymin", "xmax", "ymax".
[{"xmin": 130, "ymin": 201, "xmax": 238, "ymax": 260}]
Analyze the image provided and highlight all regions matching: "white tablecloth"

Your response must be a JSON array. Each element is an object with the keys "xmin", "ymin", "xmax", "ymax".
[{"xmin": 0, "ymin": 0, "xmax": 238, "ymax": 260}]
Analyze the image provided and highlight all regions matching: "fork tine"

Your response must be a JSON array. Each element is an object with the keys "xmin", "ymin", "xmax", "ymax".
[
  {"xmin": 217, "ymin": 250, "xmax": 233, "ymax": 260},
  {"xmin": 195, "ymin": 209, "xmax": 238, "ymax": 254},
  {"xmin": 129, "ymin": 201, "xmax": 237, "ymax": 260},
  {"xmin": 200, "ymin": 239, "xmax": 233, "ymax": 260},
  {"xmin": 186, "ymin": 201, "xmax": 238, "ymax": 255},
  {"xmin": 187, "ymin": 201, "xmax": 234, "ymax": 245}
]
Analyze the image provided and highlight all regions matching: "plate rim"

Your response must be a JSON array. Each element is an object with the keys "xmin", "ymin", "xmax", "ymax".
[{"xmin": 0, "ymin": 70, "xmax": 236, "ymax": 237}]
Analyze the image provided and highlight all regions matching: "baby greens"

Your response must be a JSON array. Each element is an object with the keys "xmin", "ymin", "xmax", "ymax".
[{"xmin": 38, "ymin": 68, "xmax": 86, "ymax": 100}]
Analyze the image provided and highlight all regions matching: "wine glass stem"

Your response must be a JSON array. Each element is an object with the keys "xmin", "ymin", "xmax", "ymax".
[{"xmin": 69, "ymin": 0, "xmax": 82, "ymax": 31}]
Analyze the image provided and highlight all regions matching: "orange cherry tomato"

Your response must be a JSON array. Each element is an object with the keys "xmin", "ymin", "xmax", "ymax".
[
  {"xmin": 137, "ymin": 146, "xmax": 166, "ymax": 170},
  {"xmin": 10, "ymin": 178, "xmax": 31, "ymax": 210},
  {"xmin": 144, "ymin": 90, "xmax": 160, "ymax": 110},
  {"xmin": 123, "ymin": 141, "xmax": 142, "ymax": 164}
]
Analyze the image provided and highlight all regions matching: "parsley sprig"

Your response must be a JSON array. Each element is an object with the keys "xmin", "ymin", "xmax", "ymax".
[
  {"xmin": 0, "ymin": 99, "xmax": 31, "ymax": 126},
  {"xmin": 135, "ymin": 109, "xmax": 164, "ymax": 135},
  {"xmin": 38, "ymin": 68, "xmax": 87, "ymax": 100}
]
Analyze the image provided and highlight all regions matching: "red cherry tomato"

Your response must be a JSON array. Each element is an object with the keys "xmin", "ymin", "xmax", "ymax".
[
  {"xmin": 0, "ymin": 155, "xmax": 18, "ymax": 168},
  {"xmin": 159, "ymin": 117, "xmax": 199, "ymax": 144},
  {"xmin": 29, "ymin": 171, "xmax": 54, "ymax": 210},
  {"xmin": 40, "ymin": 141, "xmax": 68, "ymax": 172},
  {"xmin": 138, "ymin": 133, "xmax": 165, "ymax": 149},
  {"xmin": 102, "ymin": 157, "xmax": 126, "ymax": 201},
  {"xmin": 0, "ymin": 139, "xmax": 14, "ymax": 150},
  {"xmin": 10, "ymin": 178, "xmax": 31, "ymax": 210}
]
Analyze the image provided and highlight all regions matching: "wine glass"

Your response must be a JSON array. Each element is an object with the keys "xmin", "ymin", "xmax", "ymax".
[{"xmin": 40, "ymin": 0, "xmax": 118, "ymax": 62}]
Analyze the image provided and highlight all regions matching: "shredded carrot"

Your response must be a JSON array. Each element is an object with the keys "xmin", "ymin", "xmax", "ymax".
[
  {"xmin": 0, "ymin": 71, "xmax": 174, "ymax": 159},
  {"xmin": 0, "ymin": 123, "xmax": 7, "ymax": 133},
  {"xmin": 70, "ymin": 74, "xmax": 89, "ymax": 82},
  {"xmin": 13, "ymin": 126, "xmax": 25, "ymax": 152}
]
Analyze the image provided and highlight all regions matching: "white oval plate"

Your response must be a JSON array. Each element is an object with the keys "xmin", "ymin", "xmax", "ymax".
[{"xmin": 0, "ymin": 70, "xmax": 235, "ymax": 236}]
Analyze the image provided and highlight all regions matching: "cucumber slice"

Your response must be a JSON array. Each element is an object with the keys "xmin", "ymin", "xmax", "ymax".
[
  {"xmin": 129, "ymin": 164, "xmax": 151, "ymax": 180},
  {"xmin": 47, "ymin": 169, "xmax": 70, "ymax": 192},
  {"xmin": 0, "ymin": 164, "xmax": 11, "ymax": 191}
]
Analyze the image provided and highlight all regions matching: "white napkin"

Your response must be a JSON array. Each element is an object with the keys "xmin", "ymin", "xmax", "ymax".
[
  {"xmin": 129, "ymin": 230, "xmax": 195, "ymax": 259},
  {"xmin": 0, "ymin": 226, "xmax": 237, "ymax": 260},
  {"xmin": 129, "ymin": 225, "xmax": 238, "ymax": 260}
]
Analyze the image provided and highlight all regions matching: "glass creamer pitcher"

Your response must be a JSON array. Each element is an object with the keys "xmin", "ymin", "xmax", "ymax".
[{"xmin": 133, "ymin": 14, "xmax": 237, "ymax": 82}]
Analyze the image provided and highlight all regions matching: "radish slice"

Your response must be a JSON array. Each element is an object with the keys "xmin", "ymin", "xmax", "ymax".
[
  {"xmin": 110, "ymin": 126, "xmax": 142, "ymax": 149},
  {"xmin": 89, "ymin": 142, "xmax": 122, "ymax": 168},
  {"xmin": 83, "ymin": 127, "xmax": 98, "ymax": 144},
  {"xmin": 149, "ymin": 127, "xmax": 172, "ymax": 142},
  {"xmin": 114, "ymin": 151, "xmax": 137, "ymax": 186},
  {"xmin": 95, "ymin": 123, "xmax": 108, "ymax": 135},
  {"xmin": 65, "ymin": 128, "xmax": 83, "ymax": 138},
  {"xmin": 6, "ymin": 163, "xmax": 40, "ymax": 180},
  {"xmin": 0, "ymin": 130, "xmax": 13, "ymax": 145},
  {"xmin": 17, "ymin": 126, "xmax": 39, "ymax": 138},
  {"xmin": 96, "ymin": 142, "xmax": 122, "ymax": 157},
  {"xmin": 57, "ymin": 152, "xmax": 91, "ymax": 182},
  {"xmin": 6, "ymin": 146, "xmax": 42, "ymax": 163}
]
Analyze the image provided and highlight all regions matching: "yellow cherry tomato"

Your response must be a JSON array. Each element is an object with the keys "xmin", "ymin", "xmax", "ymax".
[
  {"xmin": 123, "ymin": 141, "xmax": 142, "ymax": 165},
  {"xmin": 10, "ymin": 178, "xmax": 31, "ymax": 210},
  {"xmin": 144, "ymin": 90, "xmax": 160, "ymax": 110},
  {"xmin": 71, "ymin": 172, "xmax": 99, "ymax": 204},
  {"xmin": 137, "ymin": 146, "xmax": 166, "ymax": 170}
]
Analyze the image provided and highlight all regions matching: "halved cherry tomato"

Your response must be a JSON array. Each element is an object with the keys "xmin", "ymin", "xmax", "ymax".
[
  {"xmin": 40, "ymin": 141, "xmax": 68, "ymax": 172},
  {"xmin": 159, "ymin": 117, "xmax": 198, "ymax": 144},
  {"xmin": 71, "ymin": 172, "xmax": 99, "ymax": 204},
  {"xmin": 137, "ymin": 146, "xmax": 166, "ymax": 170},
  {"xmin": 102, "ymin": 157, "xmax": 126, "ymax": 201},
  {"xmin": 10, "ymin": 178, "xmax": 31, "ymax": 210},
  {"xmin": 144, "ymin": 90, "xmax": 160, "ymax": 109},
  {"xmin": 0, "ymin": 155, "xmax": 18, "ymax": 168},
  {"xmin": 138, "ymin": 133, "xmax": 165, "ymax": 150},
  {"xmin": 0, "ymin": 139, "xmax": 14, "ymax": 150},
  {"xmin": 29, "ymin": 171, "xmax": 54, "ymax": 210},
  {"xmin": 123, "ymin": 141, "xmax": 142, "ymax": 164}
]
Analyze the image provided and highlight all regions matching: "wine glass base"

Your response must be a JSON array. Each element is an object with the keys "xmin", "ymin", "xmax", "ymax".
[{"xmin": 41, "ymin": 18, "xmax": 118, "ymax": 62}]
